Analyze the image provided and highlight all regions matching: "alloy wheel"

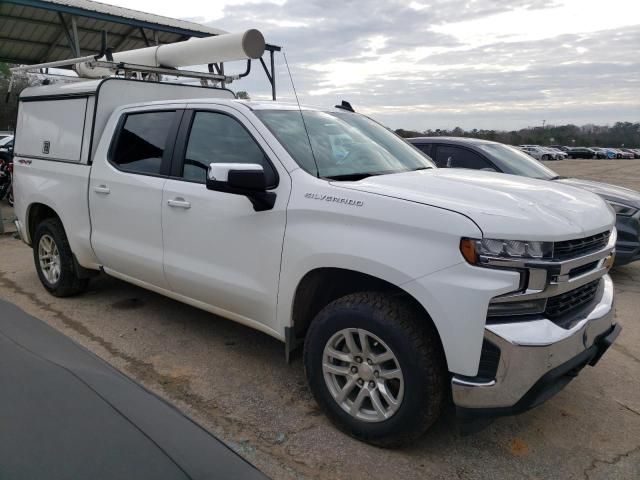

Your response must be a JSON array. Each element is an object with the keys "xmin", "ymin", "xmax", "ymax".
[
  {"xmin": 322, "ymin": 328, "xmax": 404, "ymax": 422},
  {"xmin": 38, "ymin": 234, "xmax": 61, "ymax": 284}
]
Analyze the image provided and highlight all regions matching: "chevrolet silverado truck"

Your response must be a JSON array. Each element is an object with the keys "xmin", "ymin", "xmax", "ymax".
[{"xmin": 13, "ymin": 78, "xmax": 621, "ymax": 446}]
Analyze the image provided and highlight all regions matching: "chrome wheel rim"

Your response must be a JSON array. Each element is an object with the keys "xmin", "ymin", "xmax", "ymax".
[
  {"xmin": 38, "ymin": 234, "xmax": 61, "ymax": 285},
  {"xmin": 322, "ymin": 328, "xmax": 404, "ymax": 423}
]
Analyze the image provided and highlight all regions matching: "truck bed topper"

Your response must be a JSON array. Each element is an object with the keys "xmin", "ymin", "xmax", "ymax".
[{"xmin": 16, "ymin": 78, "xmax": 235, "ymax": 164}]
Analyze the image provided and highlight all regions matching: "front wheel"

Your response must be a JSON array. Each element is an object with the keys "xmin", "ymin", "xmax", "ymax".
[
  {"xmin": 304, "ymin": 292, "xmax": 446, "ymax": 447},
  {"xmin": 33, "ymin": 218, "xmax": 89, "ymax": 297}
]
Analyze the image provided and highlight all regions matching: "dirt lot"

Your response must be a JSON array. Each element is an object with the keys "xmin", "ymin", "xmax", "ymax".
[{"xmin": 0, "ymin": 159, "xmax": 639, "ymax": 479}]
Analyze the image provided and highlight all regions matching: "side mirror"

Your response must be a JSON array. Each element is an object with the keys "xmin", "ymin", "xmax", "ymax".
[{"xmin": 206, "ymin": 163, "xmax": 276, "ymax": 212}]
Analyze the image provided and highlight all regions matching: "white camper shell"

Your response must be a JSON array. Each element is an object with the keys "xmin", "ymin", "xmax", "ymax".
[{"xmin": 16, "ymin": 79, "xmax": 235, "ymax": 164}]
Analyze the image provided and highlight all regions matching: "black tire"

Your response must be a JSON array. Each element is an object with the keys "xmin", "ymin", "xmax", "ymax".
[
  {"xmin": 304, "ymin": 292, "xmax": 446, "ymax": 447},
  {"xmin": 33, "ymin": 218, "xmax": 89, "ymax": 297},
  {"xmin": 542, "ymin": 154, "xmax": 549, "ymax": 160}
]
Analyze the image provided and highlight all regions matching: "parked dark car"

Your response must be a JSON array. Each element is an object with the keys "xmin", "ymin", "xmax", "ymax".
[
  {"xmin": 566, "ymin": 147, "xmax": 597, "ymax": 159},
  {"xmin": 590, "ymin": 147, "xmax": 610, "ymax": 159},
  {"xmin": 408, "ymin": 137, "xmax": 640, "ymax": 266}
]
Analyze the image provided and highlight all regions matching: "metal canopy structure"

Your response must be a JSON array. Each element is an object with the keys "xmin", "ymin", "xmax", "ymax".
[
  {"xmin": 1, "ymin": 0, "xmax": 281, "ymax": 98},
  {"xmin": 0, "ymin": 0, "xmax": 278, "ymax": 64},
  {"xmin": 0, "ymin": 0, "xmax": 229, "ymax": 63}
]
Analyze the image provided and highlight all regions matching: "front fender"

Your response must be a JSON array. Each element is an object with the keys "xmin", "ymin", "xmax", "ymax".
[{"xmin": 276, "ymin": 173, "xmax": 491, "ymax": 354}]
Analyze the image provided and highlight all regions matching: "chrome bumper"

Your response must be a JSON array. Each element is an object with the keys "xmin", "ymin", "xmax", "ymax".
[{"xmin": 452, "ymin": 274, "xmax": 617, "ymax": 410}]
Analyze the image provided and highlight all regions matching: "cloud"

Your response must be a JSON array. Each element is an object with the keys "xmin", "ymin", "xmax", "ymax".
[{"xmin": 206, "ymin": 0, "xmax": 640, "ymax": 130}]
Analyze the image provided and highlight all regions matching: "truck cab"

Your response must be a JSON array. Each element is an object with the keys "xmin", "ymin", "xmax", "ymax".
[{"xmin": 13, "ymin": 78, "xmax": 620, "ymax": 446}]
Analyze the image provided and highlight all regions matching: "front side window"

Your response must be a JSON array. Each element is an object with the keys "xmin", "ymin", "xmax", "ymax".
[
  {"xmin": 182, "ymin": 111, "xmax": 276, "ymax": 186},
  {"xmin": 435, "ymin": 145, "xmax": 492, "ymax": 169},
  {"xmin": 414, "ymin": 143, "xmax": 433, "ymax": 157},
  {"xmin": 111, "ymin": 111, "xmax": 175, "ymax": 175},
  {"xmin": 254, "ymin": 110, "xmax": 434, "ymax": 180}
]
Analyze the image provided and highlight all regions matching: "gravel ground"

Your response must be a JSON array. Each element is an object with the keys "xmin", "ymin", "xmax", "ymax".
[{"xmin": 0, "ymin": 159, "xmax": 639, "ymax": 479}]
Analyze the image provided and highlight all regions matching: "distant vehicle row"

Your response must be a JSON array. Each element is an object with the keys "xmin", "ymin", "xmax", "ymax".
[{"xmin": 531, "ymin": 145, "xmax": 639, "ymax": 160}]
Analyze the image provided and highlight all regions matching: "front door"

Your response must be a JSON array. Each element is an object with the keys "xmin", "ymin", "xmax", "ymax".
[
  {"xmin": 90, "ymin": 109, "xmax": 181, "ymax": 288},
  {"xmin": 161, "ymin": 108, "xmax": 290, "ymax": 332}
]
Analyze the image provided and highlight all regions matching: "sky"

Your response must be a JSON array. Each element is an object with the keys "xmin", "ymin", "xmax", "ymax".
[{"xmin": 105, "ymin": 0, "xmax": 640, "ymax": 131}]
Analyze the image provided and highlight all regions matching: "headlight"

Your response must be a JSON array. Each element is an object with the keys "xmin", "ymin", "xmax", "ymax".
[
  {"xmin": 460, "ymin": 238, "xmax": 553, "ymax": 264},
  {"xmin": 608, "ymin": 201, "xmax": 639, "ymax": 217}
]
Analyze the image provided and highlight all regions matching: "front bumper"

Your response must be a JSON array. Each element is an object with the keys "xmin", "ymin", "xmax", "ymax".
[{"xmin": 452, "ymin": 275, "xmax": 619, "ymax": 416}]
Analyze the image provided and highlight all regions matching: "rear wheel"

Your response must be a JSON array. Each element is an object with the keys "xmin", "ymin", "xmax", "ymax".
[
  {"xmin": 304, "ymin": 292, "xmax": 446, "ymax": 447},
  {"xmin": 542, "ymin": 154, "xmax": 549, "ymax": 160},
  {"xmin": 33, "ymin": 218, "xmax": 88, "ymax": 297}
]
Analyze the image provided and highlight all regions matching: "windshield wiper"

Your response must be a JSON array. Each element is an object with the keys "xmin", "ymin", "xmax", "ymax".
[
  {"xmin": 550, "ymin": 175, "xmax": 566, "ymax": 180},
  {"xmin": 325, "ymin": 173, "xmax": 382, "ymax": 181}
]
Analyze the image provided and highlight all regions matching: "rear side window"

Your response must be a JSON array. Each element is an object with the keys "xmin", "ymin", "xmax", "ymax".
[
  {"xmin": 111, "ymin": 111, "xmax": 176, "ymax": 175},
  {"xmin": 182, "ymin": 111, "xmax": 276, "ymax": 186},
  {"xmin": 435, "ymin": 145, "xmax": 492, "ymax": 169}
]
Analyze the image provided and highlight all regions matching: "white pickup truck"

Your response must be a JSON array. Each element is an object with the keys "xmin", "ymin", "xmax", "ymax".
[{"xmin": 14, "ymin": 78, "xmax": 620, "ymax": 446}]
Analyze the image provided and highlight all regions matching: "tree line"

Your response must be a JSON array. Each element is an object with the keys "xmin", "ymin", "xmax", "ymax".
[{"xmin": 395, "ymin": 122, "xmax": 640, "ymax": 148}]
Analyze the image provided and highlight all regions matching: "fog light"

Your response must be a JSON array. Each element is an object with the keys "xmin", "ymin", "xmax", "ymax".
[{"xmin": 487, "ymin": 299, "xmax": 547, "ymax": 317}]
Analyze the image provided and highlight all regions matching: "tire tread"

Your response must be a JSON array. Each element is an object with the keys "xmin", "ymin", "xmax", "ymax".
[
  {"xmin": 33, "ymin": 218, "xmax": 89, "ymax": 297},
  {"xmin": 304, "ymin": 291, "xmax": 446, "ymax": 447}
]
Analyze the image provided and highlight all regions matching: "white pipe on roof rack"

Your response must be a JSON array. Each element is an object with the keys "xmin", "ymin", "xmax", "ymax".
[{"xmin": 75, "ymin": 29, "xmax": 265, "ymax": 78}]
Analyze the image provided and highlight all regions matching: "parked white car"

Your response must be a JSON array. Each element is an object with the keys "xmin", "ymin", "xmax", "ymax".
[
  {"xmin": 0, "ymin": 134, "xmax": 14, "ymax": 149},
  {"xmin": 519, "ymin": 145, "xmax": 552, "ymax": 160},
  {"xmin": 545, "ymin": 147, "xmax": 568, "ymax": 160},
  {"xmin": 13, "ymin": 78, "xmax": 620, "ymax": 446}
]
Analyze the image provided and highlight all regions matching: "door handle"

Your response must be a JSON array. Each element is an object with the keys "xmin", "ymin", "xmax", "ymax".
[
  {"xmin": 167, "ymin": 198, "xmax": 191, "ymax": 209},
  {"xmin": 94, "ymin": 185, "xmax": 110, "ymax": 194}
]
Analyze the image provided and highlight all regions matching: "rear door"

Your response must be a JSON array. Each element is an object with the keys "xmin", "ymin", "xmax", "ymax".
[
  {"xmin": 161, "ymin": 107, "xmax": 290, "ymax": 332},
  {"xmin": 90, "ymin": 108, "xmax": 182, "ymax": 288}
]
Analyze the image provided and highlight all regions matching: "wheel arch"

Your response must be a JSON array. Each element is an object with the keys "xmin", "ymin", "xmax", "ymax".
[
  {"xmin": 26, "ymin": 202, "xmax": 61, "ymax": 245},
  {"xmin": 287, "ymin": 267, "xmax": 446, "ymax": 367}
]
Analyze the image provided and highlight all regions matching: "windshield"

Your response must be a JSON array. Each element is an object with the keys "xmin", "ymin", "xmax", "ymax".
[
  {"xmin": 254, "ymin": 110, "xmax": 434, "ymax": 179},
  {"xmin": 477, "ymin": 143, "xmax": 558, "ymax": 180}
]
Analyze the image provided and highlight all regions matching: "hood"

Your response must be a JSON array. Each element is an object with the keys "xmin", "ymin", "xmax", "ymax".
[
  {"xmin": 335, "ymin": 169, "xmax": 615, "ymax": 241},
  {"xmin": 556, "ymin": 178, "xmax": 640, "ymax": 207}
]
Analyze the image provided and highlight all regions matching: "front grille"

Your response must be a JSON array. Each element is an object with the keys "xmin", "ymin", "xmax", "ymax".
[
  {"xmin": 569, "ymin": 260, "xmax": 599, "ymax": 278},
  {"xmin": 477, "ymin": 339, "xmax": 501, "ymax": 380},
  {"xmin": 553, "ymin": 231, "xmax": 610, "ymax": 260},
  {"xmin": 545, "ymin": 280, "xmax": 600, "ymax": 319}
]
